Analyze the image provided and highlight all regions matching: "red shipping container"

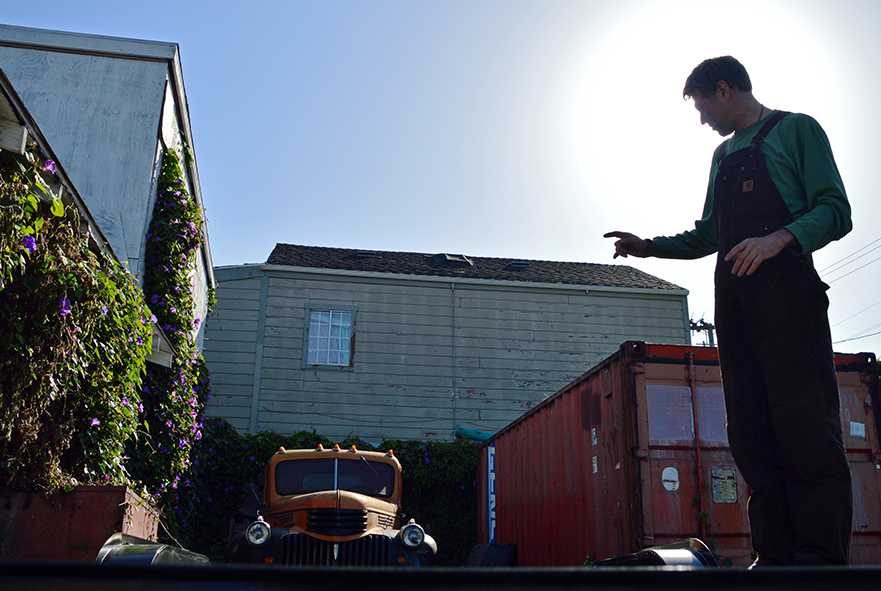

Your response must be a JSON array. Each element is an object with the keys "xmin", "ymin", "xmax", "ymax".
[{"xmin": 476, "ymin": 341, "xmax": 881, "ymax": 566}]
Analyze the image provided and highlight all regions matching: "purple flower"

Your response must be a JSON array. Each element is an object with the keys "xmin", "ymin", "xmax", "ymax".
[
  {"xmin": 59, "ymin": 296, "xmax": 72, "ymax": 317},
  {"xmin": 178, "ymin": 438, "xmax": 187, "ymax": 449},
  {"xmin": 136, "ymin": 336, "xmax": 144, "ymax": 346},
  {"xmin": 42, "ymin": 159, "xmax": 57, "ymax": 175},
  {"xmin": 142, "ymin": 385, "xmax": 151, "ymax": 394},
  {"xmin": 169, "ymin": 306, "xmax": 177, "ymax": 314},
  {"xmin": 194, "ymin": 430, "xmax": 203, "ymax": 441},
  {"xmin": 101, "ymin": 305, "xmax": 109, "ymax": 315},
  {"xmin": 150, "ymin": 314, "xmax": 157, "ymax": 324},
  {"xmin": 138, "ymin": 402, "xmax": 144, "ymax": 414},
  {"xmin": 173, "ymin": 191, "xmax": 181, "ymax": 197},
  {"xmin": 90, "ymin": 417, "xmax": 100, "ymax": 427},
  {"xmin": 193, "ymin": 317, "xmax": 201, "ymax": 327},
  {"xmin": 165, "ymin": 419, "xmax": 173, "ymax": 428},
  {"xmin": 150, "ymin": 294, "xmax": 160, "ymax": 305},
  {"xmin": 22, "ymin": 235, "xmax": 37, "ymax": 254},
  {"xmin": 188, "ymin": 396, "xmax": 197, "ymax": 408},
  {"xmin": 121, "ymin": 397, "xmax": 130, "ymax": 407}
]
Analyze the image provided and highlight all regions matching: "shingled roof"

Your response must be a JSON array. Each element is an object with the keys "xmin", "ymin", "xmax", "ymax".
[{"xmin": 266, "ymin": 244, "xmax": 684, "ymax": 291}]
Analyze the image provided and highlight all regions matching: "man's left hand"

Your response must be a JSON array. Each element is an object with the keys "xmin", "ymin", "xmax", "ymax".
[{"xmin": 724, "ymin": 229, "xmax": 797, "ymax": 277}]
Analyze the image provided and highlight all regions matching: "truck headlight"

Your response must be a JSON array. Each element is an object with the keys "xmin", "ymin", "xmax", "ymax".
[
  {"xmin": 246, "ymin": 517, "xmax": 270, "ymax": 545},
  {"xmin": 400, "ymin": 522, "xmax": 425, "ymax": 548}
]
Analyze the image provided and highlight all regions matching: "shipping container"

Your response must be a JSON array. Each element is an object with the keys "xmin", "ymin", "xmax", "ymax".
[{"xmin": 476, "ymin": 341, "xmax": 881, "ymax": 566}]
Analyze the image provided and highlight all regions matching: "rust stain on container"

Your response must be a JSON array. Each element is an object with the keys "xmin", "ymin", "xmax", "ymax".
[{"xmin": 477, "ymin": 341, "xmax": 881, "ymax": 566}]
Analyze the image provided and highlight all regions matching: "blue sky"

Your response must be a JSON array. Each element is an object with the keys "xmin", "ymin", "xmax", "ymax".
[{"xmin": 4, "ymin": 0, "xmax": 881, "ymax": 353}]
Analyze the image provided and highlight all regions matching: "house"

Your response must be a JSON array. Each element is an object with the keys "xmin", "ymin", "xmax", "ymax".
[
  {"xmin": 203, "ymin": 244, "xmax": 690, "ymax": 441},
  {"xmin": 0, "ymin": 24, "xmax": 214, "ymax": 349}
]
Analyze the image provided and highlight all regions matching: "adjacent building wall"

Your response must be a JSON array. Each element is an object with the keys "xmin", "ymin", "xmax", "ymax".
[{"xmin": 205, "ymin": 265, "xmax": 690, "ymax": 440}]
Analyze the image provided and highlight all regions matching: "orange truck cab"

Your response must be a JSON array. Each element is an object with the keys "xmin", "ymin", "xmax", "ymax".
[{"xmin": 230, "ymin": 444, "xmax": 437, "ymax": 566}]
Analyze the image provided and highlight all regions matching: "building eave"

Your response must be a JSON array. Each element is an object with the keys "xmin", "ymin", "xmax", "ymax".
[{"xmin": 257, "ymin": 263, "xmax": 689, "ymax": 297}]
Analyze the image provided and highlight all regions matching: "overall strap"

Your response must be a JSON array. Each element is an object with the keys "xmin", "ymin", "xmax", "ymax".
[{"xmin": 752, "ymin": 110, "xmax": 790, "ymax": 147}]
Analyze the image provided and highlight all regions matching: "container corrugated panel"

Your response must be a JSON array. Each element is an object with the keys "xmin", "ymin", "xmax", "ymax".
[{"xmin": 477, "ymin": 341, "xmax": 881, "ymax": 566}]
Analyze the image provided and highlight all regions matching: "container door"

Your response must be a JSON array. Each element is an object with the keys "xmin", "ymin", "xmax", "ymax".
[
  {"xmin": 635, "ymin": 361, "xmax": 752, "ymax": 566},
  {"xmin": 837, "ymin": 371, "xmax": 881, "ymax": 565}
]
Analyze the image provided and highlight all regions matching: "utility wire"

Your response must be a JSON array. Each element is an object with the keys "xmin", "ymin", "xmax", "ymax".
[
  {"xmin": 819, "ymin": 235, "xmax": 881, "ymax": 274},
  {"xmin": 820, "ymin": 243, "xmax": 881, "ymax": 277},
  {"xmin": 831, "ymin": 297, "xmax": 881, "ymax": 328},
  {"xmin": 826, "ymin": 254, "xmax": 881, "ymax": 285},
  {"xmin": 833, "ymin": 329, "xmax": 881, "ymax": 345}
]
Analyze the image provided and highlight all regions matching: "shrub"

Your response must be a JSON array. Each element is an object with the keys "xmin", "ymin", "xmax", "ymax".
[{"xmin": 169, "ymin": 418, "xmax": 480, "ymax": 565}]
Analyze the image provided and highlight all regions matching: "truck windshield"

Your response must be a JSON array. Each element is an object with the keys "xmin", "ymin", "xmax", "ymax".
[{"xmin": 276, "ymin": 458, "xmax": 395, "ymax": 498}]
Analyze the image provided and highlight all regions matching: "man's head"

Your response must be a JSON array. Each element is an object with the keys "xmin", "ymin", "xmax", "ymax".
[{"xmin": 684, "ymin": 56, "xmax": 753, "ymax": 136}]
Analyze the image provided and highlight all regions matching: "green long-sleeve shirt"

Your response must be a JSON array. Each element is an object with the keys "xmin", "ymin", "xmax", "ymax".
[{"xmin": 650, "ymin": 111, "xmax": 852, "ymax": 258}]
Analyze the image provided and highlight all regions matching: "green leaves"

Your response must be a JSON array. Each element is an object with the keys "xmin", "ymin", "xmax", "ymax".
[
  {"xmin": 1, "ymin": 150, "xmax": 152, "ymax": 493},
  {"xmin": 50, "ymin": 197, "xmax": 64, "ymax": 217}
]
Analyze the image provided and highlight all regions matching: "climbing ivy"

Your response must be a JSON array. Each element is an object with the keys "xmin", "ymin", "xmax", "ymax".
[
  {"xmin": 0, "ymin": 148, "xmax": 152, "ymax": 491},
  {"xmin": 128, "ymin": 148, "xmax": 212, "ymax": 502}
]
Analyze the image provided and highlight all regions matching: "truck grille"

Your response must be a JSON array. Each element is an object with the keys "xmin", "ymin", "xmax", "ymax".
[
  {"xmin": 307, "ymin": 508, "xmax": 367, "ymax": 535},
  {"xmin": 281, "ymin": 533, "xmax": 394, "ymax": 566}
]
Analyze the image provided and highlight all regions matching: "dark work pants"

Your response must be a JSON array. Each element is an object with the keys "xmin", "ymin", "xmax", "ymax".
[{"xmin": 715, "ymin": 263, "xmax": 852, "ymax": 565}]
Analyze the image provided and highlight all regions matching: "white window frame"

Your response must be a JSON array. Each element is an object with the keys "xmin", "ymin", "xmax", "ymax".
[{"xmin": 303, "ymin": 306, "xmax": 356, "ymax": 369}]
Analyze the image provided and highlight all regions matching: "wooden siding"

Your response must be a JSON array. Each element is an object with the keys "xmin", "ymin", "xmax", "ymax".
[
  {"xmin": 203, "ymin": 272, "xmax": 263, "ymax": 432},
  {"xmin": 204, "ymin": 267, "xmax": 689, "ymax": 441}
]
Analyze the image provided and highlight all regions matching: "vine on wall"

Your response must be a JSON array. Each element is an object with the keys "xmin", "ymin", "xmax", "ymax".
[
  {"xmin": 129, "ymin": 148, "xmax": 212, "ymax": 501},
  {"xmin": 0, "ymin": 149, "xmax": 152, "ymax": 491}
]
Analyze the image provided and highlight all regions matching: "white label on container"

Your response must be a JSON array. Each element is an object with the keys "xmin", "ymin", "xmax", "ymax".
[
  {"xmin": 591, "ymin": 427, "xmax": 598, "ymax": 447},
  {"xmin": 661, "ymin": 466, "xmax": 679, "ymax": 492},
  {"xmin": 851, "ymin": 421, "xmax": 866, "ymax": 439},
  {"xmin": 592, "ymin": 455, "xmax": 599, "ymax": 474},
  {"xmin": 711, "ymin": 467, "xmax": 738, "ymax": 503}
]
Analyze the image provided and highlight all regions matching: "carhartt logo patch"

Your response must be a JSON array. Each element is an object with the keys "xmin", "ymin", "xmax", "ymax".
[{"xmin": 742, "ymin": 179, "xmax": 754, "ymax": 192}]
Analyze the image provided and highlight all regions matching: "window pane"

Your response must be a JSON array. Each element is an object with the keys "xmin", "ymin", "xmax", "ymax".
[{"xmin": 306, "ymin": 309, "xmax": 354, "ymax": 366}]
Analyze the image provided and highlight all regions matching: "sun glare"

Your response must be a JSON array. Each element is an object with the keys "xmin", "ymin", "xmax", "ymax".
[{"xmin": 552, "ymin": 0, "xmax": 847, "ymax": 234}]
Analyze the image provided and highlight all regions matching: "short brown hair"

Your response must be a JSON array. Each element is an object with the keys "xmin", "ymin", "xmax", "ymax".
[{"xmin": 683, "ymin": 56, "xmax": 752, "ymax": 98}]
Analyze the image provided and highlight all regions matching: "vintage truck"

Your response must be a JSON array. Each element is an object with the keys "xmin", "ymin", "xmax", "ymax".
[{"xmin": 229, "ymin": 443, "xmax": 437, "ymax": 566}]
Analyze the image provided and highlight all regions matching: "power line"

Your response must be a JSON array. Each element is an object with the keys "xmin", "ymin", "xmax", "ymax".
[
  {"xmin": 819, "ymin": 235, "xmax": 881, "ymax": 274},
  {"xmin": 831, "ymin": 297, "xmax": 881, "ymax": 328},
  {"xmin": 826, "ymin": 253, "xmax": 881, "ymax": 285},
  {"xmin": 833, "ymin": 329, "xmax": 881, "ymax": 345},
  {"xmin": 820, "ymin": 243, "xmax": 881, "ymax": 277}
]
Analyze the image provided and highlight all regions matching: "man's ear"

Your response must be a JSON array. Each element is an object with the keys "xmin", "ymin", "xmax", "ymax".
[{"xmin": 716, "ymin": 80, "xmax": 732, "ymax": 99}]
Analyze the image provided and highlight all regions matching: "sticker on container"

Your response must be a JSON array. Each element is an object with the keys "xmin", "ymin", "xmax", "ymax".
[
  {"xmin": 661, "ymin": 466, "xmax": 679, "ymax": 492},
  {"xmin": 592, "ymin": 455, "xmax": 599, "ymax": 474},
  {"xmin": 850, "ymin": 421, "xmax": 866, "ymax": 439},
  {"xmin": 711, "ymin": 467, "xmax": 738, "ymax": 503},
  {"xmin": 591, "ymin": 427, "xmax": 598, "ymax": 447}
]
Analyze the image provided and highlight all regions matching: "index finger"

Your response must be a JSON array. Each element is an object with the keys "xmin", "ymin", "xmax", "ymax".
[{"xmin": 603, "ymin": 231, "xmax": 627, "ymax": 239}]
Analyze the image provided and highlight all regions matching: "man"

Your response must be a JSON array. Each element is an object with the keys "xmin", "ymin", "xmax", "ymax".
[{"xmin": 605, "ymin": 56, "xmax": 852, "ymax": 566}]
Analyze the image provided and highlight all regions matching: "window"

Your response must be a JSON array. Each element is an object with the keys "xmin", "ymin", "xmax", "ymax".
[{"xmin": 306, "ymin": 309, "xmax": 354, "ymax": 366}]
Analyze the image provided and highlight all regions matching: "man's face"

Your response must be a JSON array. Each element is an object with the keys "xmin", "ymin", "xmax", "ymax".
[{"xmin": 693, "ymin": 84, "xmax": 735, "ymax": 136}]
